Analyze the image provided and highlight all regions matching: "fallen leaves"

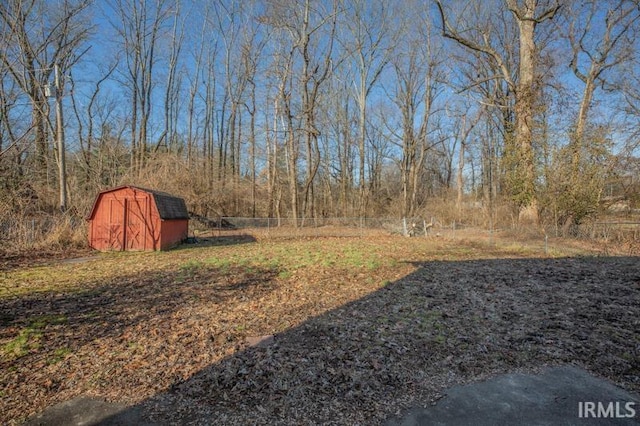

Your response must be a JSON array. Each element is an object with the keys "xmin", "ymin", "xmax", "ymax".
[{"xmin": 1, "ymin": 235, "xmax": 639, "ymax": 425}]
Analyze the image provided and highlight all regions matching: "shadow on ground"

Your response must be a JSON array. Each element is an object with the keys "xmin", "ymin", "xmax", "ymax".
[
  {"xmin": 21, "ymin": 256, "xmax": 640, "ymax": 425},
  {"xmin": 178, "ymin": 234, "xmax": 257, "ymax": 249}
]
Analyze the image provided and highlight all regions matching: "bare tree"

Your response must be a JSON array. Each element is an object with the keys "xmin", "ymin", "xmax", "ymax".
[
  {"xmin": 451, "ymin": 103, "xmax": 483, "ymax": 215},
  {"xmin": 298, "ymin": 0, "xmax": 338, "ymax": 219},
  {"xmin": 568, "ymin": 0, "xmax": 639, "ymax": 149},
  {"xmin": 213, "ymin": 0, "xmax": 246, "ymax": 190},
  {"xmin": 109, "ymin": 0, "xmax": 171, "ymax": 175},
  {"xmin": 0, "ymin": 49, "xmax": 23, "ymax": 168},
  {"xmin": 0, "ymin": 0, "xmax": 91, "ymax": 211},
  {"xmin": 261, "ymin": 0, "xmax": 338, "ymax": 222},
  {"xmin": 387, "ymin": 7, "xmax": 447, "ymax": 220},
  {"xmin": 266, "ymin": 26, "xmax": 299, "ymax": 223},
  {"xmin": 340, "ymin": 0, "xmax": 394, "ymax": 216},
  {"xmin": 436, "ymin": 0, "xmax": 560, "ymax": 224},
  {"xmin": 547, "ymin": 0, "xmax": 640, "ymax": 230},
  {"xmin": 201, "ymin": 38, "xmax": 219, "ymax": 191},
  {"xmin": 157, "ymin": 1, "xmax": 185, "ymax": 153},
  {"xmin": 241, "ymin": 11, "xmax": 269, "ymax": 217},
  {"xmin": 325, "ymin": 76, "xmax": 357, "ymax": 216},
  {"xmin": 69, "ymin": 60, "xmax": 118, "ymax": 190},
  {"xmin": 185, "ymin": 9, "xmax": 208, "ymax": 167}
]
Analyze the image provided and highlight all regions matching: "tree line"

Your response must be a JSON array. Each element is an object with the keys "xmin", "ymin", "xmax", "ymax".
[{"xmin": 1, "ymin": 0, "xmax": 639, "ymax": 234}]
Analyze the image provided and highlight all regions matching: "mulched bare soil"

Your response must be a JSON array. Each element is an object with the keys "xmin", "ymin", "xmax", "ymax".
[{"xmin": 1, "ymin": 236, "xmax": 639, "ymax": 425}]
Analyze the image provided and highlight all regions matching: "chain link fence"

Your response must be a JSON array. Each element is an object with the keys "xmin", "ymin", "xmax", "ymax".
[
  {"xmin": 2, "ymin": 213, "xmax": 638, "ymax": 255},
  {"xmin": 0, "ymin": 216, "xmax": 85, "ymax": 250},
  {"xmin": 0, "ymin": 217, "xmax": 57, "ymax": 246},
  {"xmin": 577, "ymin": 222, "xmax": 640, "ymax": 255},
  {"xmin": 190, "ymin": 216, "xmax": 639, "ymax": 255},
  {"xmin": 190, "ymin": 216, "xmax": 431, "ymax": 238},
  {"xmin": 581, "ymin": 221, "xmax": 640, "ymax": 241},
  {"xmin": 432, "ymin": 221, "xmax": 640, "ymax": 256}
]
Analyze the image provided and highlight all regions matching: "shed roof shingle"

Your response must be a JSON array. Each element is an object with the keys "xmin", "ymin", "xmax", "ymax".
[
  {"xmin": 88, "ymin": 186, "xmax": 189, "ymax": 220},
  {"xmin": 147, "ymin": 189, "xmax": 189, "ymax": 220}
]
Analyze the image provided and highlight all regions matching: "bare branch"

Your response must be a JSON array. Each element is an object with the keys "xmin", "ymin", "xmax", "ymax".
[{"xmin": 435, "ymin": 0, "xmax": 515, "ymax": 89}]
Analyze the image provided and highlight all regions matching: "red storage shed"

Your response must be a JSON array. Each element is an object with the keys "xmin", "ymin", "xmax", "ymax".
[{"xmin": 87, "ymin": 186, "xmax": 189, "ymax": 251}]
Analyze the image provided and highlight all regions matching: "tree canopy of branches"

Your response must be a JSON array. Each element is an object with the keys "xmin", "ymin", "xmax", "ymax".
[{"xmin": 1, "ymin": 0, "xmax": 639, "ymax": 234}]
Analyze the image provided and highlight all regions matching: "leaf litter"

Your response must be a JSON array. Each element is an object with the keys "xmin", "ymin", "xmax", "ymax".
[{"xmin": 0, "ymin": 235, "xmax": 638, "ymax": 425}]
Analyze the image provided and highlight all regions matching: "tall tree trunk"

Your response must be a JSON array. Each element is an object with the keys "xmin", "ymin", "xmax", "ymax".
[
  {"xmin": 249, "ymin": 81, "xmax": 257, "ymax": 217},
  {"xmin": 457, "ymin": 141, "xmax": 465, "ymax": 215},
  {"xmin": 514, "ymin": 13, "xmax": 538, "ymax": 224},
  {"xmin": 437, "ymin": 0, "xmax": 559, "ymax": 225}
]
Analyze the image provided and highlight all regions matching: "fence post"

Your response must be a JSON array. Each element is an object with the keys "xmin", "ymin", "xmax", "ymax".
[{"xmin": 544, "ymin": 234, "xmax": 548, "ymax": 255}]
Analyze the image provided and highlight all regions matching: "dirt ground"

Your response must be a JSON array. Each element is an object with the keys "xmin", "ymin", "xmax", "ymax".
[{"xmin": 1, "ymin": 233, "xmax": 639, "ymax": 425}]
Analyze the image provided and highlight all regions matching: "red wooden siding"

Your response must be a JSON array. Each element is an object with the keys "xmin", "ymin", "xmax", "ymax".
[
  {"xmin": 88, "ymin": 186, "xmax": 188, "ymax": 251},
  {"xmin": 160, "ymin": 219, "xmax": 189, "ymax": 250}
]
